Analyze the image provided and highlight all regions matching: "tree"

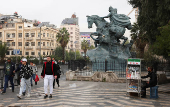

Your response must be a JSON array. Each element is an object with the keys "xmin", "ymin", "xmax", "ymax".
[
  {"xmin": 56, "ymin": 27, "xmax": 69, "ymax": 60},
  {"xmin": 89, "ymin": 45, "xmax": 95, "ymax": 50},
  {"xmin": 128, "ymin": 0, "xmax": 170, "ymax": 44},
  {"xmin": 0, "ymin": 41, "xmax": 8, "ymax": 62},
  {"xmin": 81, "ymin": 40, "xmax": 89, "ymax": 59},
  {"xmin": 130, "ymin": 23, "xmax": 147, "ymax": 58},
  {"xmin": 151, "ymin": 21, "xmax": 170, "ymax": 60},
  {"xmin": 66, "ymin": 50, "xmax": 84, "ymax": 61},
  {"xmin": 52, "ymin": 46, "xmax": 63, "ymax": 60}
]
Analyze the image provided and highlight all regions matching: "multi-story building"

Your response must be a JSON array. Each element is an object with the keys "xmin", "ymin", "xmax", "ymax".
[
  {"xmin": 0, "ymin": 12, "xmax": 59, "ymax": 58},
  {"xmin": 80, "ymin": 32, "xmax": 95, "ymax": 56},
  {"xmin": 60, "ymin": 14, "xmax": 81, "ymax": 52}
]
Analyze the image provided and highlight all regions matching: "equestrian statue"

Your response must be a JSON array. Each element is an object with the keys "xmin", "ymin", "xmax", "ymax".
[{"xmin": 86, "ymin": 6, "xmax": 133, "ymax": 64}]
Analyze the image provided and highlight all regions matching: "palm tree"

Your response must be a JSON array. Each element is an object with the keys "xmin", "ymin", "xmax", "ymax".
[
  {"xmin": 56, "ymin": 27, "xmax": 69, "ymax": 60},
  {"xmin": 0, "ymin": 41, "xmax": 8, "ymax": 62},
  {"xmin": 130, "ymin": 23, "xmax": 147, "ymax": 58},
  {"xmin": 81, "ymin": 40, "xmax": 89, "ymax": 59}
]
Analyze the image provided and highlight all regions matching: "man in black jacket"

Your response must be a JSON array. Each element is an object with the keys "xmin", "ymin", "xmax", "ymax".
[
  {"xmin": 1, "ymin": 58, "xmax": 15, "ymax": 94},
  {"xmin": 41, "ymin": 56, "xmax": 58, "ymax": 99},
  {"xmin": 141, "ymin": 67, "xmax": 157, "ymax": 98}
]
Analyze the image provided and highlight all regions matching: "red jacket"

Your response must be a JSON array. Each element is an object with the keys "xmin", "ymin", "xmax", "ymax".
[{"xmin": 41, "ymin": 61, "xmax": 56, "ymax": 78}]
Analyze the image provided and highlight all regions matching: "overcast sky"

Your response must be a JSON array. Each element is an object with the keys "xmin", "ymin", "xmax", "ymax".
[{"xmin": 0, "ymin": 0, "xmax": 136, "ymax": 39}]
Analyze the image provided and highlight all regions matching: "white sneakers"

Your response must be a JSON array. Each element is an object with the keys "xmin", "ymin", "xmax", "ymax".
[
  {"xmin": 26, "ymin": 93, "xmax": 31, "ymax": 97},
  {"xmin": 17, "ymin": 93, "xmax": 31, "ymax": 99},
  {"xmin": 17, "ymin": 94, "xmax": 22, "ymax": 99}
]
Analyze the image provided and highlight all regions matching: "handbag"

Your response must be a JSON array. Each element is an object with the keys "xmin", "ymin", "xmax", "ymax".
[{"xmin": 35, "ymin": 74, "xmax": 39, "ymax": 82}]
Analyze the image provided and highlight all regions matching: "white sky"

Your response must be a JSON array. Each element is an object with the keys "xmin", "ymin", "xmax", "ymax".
[{"xmin": 0, "ymin": 0, "xmax": 136, "ymax": 40}]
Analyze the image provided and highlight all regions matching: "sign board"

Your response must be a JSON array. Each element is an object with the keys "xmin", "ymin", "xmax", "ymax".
[
  {"xmin": 126, "ymin": 59, "xmax": 141, "ymax": 79},
  {"xmin": 13, "ymin": 49, "xmax": 20, "ymax": 55}
]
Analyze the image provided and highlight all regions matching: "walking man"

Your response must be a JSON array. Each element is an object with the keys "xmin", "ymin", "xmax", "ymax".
[
  {"xmin": 1, "ymin": 58, "xmax": 15, "ymax": 94},
  {"xmin": 52, "ymin": 58, "xmax": 61, "ymax": 88},
  {"xmin": 29, "ymin": 62, "xmax": 38, "ymax": 86},
  {"xmin": 41, "ymin": 56, "xmax": 58, "ymax": 99},
  {"xmin": 17, "ymin": 58, "xmax": 33, "ymax": 99}
]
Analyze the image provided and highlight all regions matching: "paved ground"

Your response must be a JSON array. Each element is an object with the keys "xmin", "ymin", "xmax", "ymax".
[{"xmin": 0, "ymin": 65, "xmax": 170, "ymax": 107}]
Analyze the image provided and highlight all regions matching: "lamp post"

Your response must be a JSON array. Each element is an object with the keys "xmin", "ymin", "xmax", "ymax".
[{"xmin": 39, "ymin": 27, "xmax": 41, "ymax": 64}]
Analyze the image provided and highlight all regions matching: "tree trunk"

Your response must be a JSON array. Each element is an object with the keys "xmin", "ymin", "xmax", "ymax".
[
  {"xmin": 85, "ymin": 52, "xmax": 86, "ymax": 60},
  {"xmin": 62, "ymin": 47, "xmax": 65, "ymax": 60}
]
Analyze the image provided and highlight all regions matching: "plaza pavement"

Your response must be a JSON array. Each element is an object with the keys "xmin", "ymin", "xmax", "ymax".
[{"xmin": 0, "ymin": 66, "xmax": 170, "ymax": 107}]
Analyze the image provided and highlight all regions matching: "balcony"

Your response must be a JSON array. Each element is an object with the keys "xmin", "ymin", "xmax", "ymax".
[
  {"xmin": 36, "ymin": 37, "xmax": 51, "ymax": 41},
  {"xmin": 7, "ymin": 46, "xmax": 15, "ymax": 50},
  {"xmin": 25, "ymin": 46, "xmax": 33, "ymax": 49},
  {"xmin": 36, "ymin": 46, "xmax": 51, "ymax": 50},
  {"xmin": 25, "ymin": 37, "xmax": 33, "ymax": 41},
  {"xmin": 6, "ymin": 37, "xmax": 14, "ymax": 41}
]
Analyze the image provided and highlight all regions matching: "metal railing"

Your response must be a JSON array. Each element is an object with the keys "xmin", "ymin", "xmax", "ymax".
[{"xmin": 68, "ymin": 60, "xmax": 126, "ymax": 78}]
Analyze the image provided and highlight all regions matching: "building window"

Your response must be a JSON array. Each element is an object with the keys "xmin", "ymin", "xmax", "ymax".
[
  {"xmin": 19, "ymin": 51, "xmax": 22, "ymax": 55},
  {"xmin": 43, "ymin": 52, "xmax": 45, "ymax": 55},
  {"xmin": 38, "ymin": 42, "xmax": 41, "ymax": 46},
  {"xmin": 31, "ymin": 52, "xmax": 35, "ymax": 55},
  {"xmin": 6, "ymin": 51, "xmax": 10, "ymax": 55},
  {"xmin": 25, "ymin": 42, "xmax": 29, "ymax": 46},
  {"xmin": 31, "ymin": 42, "xmax": 35, "ymax": 46},
  {"xmin": 43, "ymin": 33, "xmax": 45, "ymax": 37},
  {"xmin": 18, "ymin": 33, "xmax": 22, "ymax": 38},
  {"xmin": 70, "ymin": 32, "xmax": 73, "ymax": 34},
  {"xmin": 6, "ymin": 33, "xmax": 10, "ymax": 38},
  {"xmin": 38, "ymin": 52, "xmax": 40, "ymax": 55},
  {"xmin": 12, "ymin": 42, "xmax": 15, "ymax": 46},
  {"xmin": 47, "ymin": 33, "xmax": 49, "ymax": 37},
  {"xmin": 18, "ymin": 26, "xmax": 22, "ymax": 29},
  {"xmin": 18, "ymin": 42, "xmax": 22, "ymax": 46},
  {"xmin": 31, "ymin": 33, "xmax": 35, "ymax": 37},
  {"xmin": 12, "ymin": 51, "xmax": 15, "ymax": 55},
  {"xmin": 47, "ymin": 42, "xmax": 49, "ymax": 46},
  {"xmin": 0, "ymin": 32, "xmax": 2, "ymax": 38},
  {"xmin": 71, "ymin": 27, "xmax": 73, "ymax": 30},
  {"xmin": 25, "ymin": 33, "xmax": 29, "ymax": 37},
  {"xmin": 38, "ymin": 32, "xmax": 40, "ymax": 37},
  {"xmin": 7, "ymin": 42, "xmax": 10, "ymax": 46},
  {"xmin": 12, "ymin": 24, "xmax": 14, "ymax": 27},
  {"xmin": 43, "ymin": 42, "xmax": 45, "ymax": 46},
  {"xmin": 12, "ymin": 33, "xmax": 15, "ymax": 38},
  {"xmin": 25, "ymin": 52, "xmax": 29, "ymax": 56}
]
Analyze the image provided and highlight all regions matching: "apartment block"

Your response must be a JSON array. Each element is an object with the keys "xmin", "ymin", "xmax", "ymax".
[
  {"xmin": 0, "ymin": 12, "xmax": 59, "ymax": 58},
  {"xmin": 60, "ymin": 14, "xmax": 81, "ymax": 52}
]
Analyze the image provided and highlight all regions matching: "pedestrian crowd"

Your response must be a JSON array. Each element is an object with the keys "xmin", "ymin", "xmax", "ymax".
[{"xmin": 0, "ymin": 56, "xmax": 61, "ymax": 99}]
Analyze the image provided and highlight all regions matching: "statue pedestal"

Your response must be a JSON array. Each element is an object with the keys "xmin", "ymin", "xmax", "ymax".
[{"xmin": 87, "ymin": 44, "xmax": 127, "ymax": 74}]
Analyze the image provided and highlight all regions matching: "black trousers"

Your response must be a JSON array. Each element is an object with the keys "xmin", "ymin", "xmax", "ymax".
[
  {"xmin": 141, "ymin": 83, "xmax": 152, "ymax": 96},
  {"xmin": 53, "ymin": 78, "xmax": 59, "ymax": 87}
]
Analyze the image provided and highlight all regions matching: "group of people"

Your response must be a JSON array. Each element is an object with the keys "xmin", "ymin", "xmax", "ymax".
[{"xmin": 1, "ymin": 56, "xmax": 61, "ymax": 99}]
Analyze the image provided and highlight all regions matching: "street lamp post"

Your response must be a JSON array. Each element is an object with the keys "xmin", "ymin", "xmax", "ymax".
[
  {"xmin": 39, "ymin": 27, "xmax": 41, "ymax": 64},
  {"xmin": 75, "ymin": 48, "xmax": 76, "ymax": 60}
]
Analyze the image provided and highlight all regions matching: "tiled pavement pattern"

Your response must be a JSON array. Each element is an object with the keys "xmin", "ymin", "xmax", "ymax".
[
  {"xmin": 0, "ymin": 80, "xmax": 170, "ymax": 107},
  {"xmin": 0, "ymin": 66, "xmax": 170, "ymax": 107}
]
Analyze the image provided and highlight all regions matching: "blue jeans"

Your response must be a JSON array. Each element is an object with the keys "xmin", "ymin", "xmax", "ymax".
[
  {"xmin": 19, "ymin": 78, "xmax": 31, "ymax": 95},
  {"xmin": 3, "ymin": 75, "xmax": 14, "ymax": 92},
  {"xmin": 30, "ymin": 74, "xmax": 35, "ymax": 85}
]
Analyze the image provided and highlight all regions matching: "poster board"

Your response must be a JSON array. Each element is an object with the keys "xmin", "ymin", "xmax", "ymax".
[
  {"xmin": 126, "ymin": 58, "xmax": 141, "ymax": 95},
  {"xmin": 126, "ymin": 59, "xmax": 141, "ymax": 79}
]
